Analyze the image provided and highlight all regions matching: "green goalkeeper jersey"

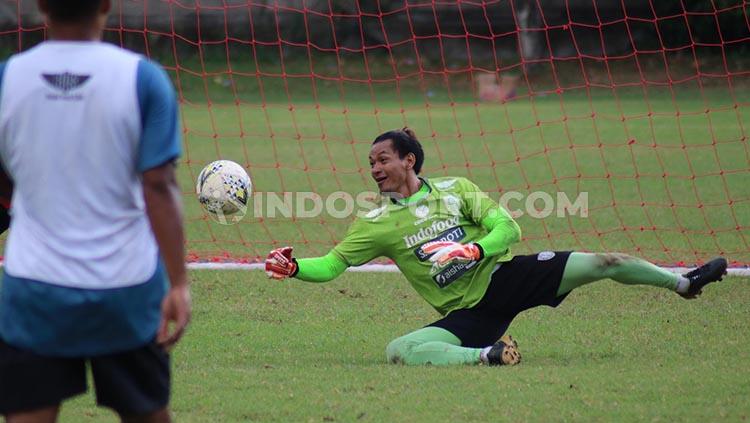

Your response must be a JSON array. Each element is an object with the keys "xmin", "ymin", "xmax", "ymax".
[{"xmin": 315, "ymin": 176, "xmax": 521, "ymax": 315}]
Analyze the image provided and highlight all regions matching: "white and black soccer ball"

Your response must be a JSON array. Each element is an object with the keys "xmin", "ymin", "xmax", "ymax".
[{"xmin": 196, "ymin": 160, "xmax": 252, "ymax": 224}]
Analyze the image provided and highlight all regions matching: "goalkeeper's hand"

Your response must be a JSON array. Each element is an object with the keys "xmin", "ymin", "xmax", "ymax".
[
  {"xmin": 422, "ymin": 241, "xmax": 483, "ymax": 266},
  {"xmin": 265, "ymin": 246, "xmax": 298, "ymax": 280}
]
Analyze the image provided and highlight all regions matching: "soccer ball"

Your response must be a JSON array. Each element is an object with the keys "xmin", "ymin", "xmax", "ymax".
[{"xmin": 196, "ymin": 160, "xmax": 252, "ymax": 224}]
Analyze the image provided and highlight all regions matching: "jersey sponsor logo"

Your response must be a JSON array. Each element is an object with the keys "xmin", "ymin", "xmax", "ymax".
[
  {"xmin": 433, "ymin": 260, "xmax": 477, "ymax": 288},
  {"xmin": 537, "ymin": 251, "xmax": 555, "ymax": 261},
  {"xmin": 433, "ymin": 178, "xmax": 457, "ymax": 190},
  {"xmin": 413, "ymin": 226, "xmax": 466, "ymax": 261},
  {"xmin": 42, "ymin": 72, "xmax": 90, "ymax": 92},
  {"xmin": 403, "ymin": 215, "xmax": 460, "ymax": 248}
]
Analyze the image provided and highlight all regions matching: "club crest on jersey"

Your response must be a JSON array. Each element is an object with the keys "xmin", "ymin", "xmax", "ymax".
[
  {"xmin": 413, "ymin": 205, "xmax": 429, "ymax": 219},
  {"xmin": 42, "ymin": 72, "xmax": 90, "ymax": 93}
]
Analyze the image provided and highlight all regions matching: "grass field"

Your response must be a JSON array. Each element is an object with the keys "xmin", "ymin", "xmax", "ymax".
[
  {"xmin": 2, "ymin": 55, "xmax": 748, "ymax": 421},
  {"xmin": 59, "ymin": 271, "xmax": 749, "ymax": 422}
]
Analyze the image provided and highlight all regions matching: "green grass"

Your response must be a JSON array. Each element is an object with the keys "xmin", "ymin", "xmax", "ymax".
[
  {"xmin": 3, "ymin": 57, "xmax": 749, "ymax": 421},
  {"xmin": 59, "ymin": 270, "xmax": 750, "ymax": 422}
]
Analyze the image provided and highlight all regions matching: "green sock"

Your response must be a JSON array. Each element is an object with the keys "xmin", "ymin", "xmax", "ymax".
[
  {"xmin": 557, "ymin": 252, "xmax": 681, "ymax": 296},
  {"xmin": 386, "ymin": 326, "xmax": 482, "ymax": 366}
]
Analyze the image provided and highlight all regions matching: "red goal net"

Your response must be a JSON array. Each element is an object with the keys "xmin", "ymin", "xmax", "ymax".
[{"xmin": 5, "ymin": 0, "xmax": 750, "ymax": 267}]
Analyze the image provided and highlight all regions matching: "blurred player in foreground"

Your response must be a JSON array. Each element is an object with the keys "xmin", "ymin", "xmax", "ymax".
[
  {"xmin": 266, "ymin": 128, "xmax": 727, "ymax": 367},
  {"xmin": 0, "ymin": 0, "xmax": 190, "ymax": 422}
]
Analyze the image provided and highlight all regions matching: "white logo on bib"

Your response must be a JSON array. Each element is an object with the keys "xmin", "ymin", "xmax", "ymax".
[{"xmin": 537, "ymin": 251, "xmax": 555, "ymax": 261}]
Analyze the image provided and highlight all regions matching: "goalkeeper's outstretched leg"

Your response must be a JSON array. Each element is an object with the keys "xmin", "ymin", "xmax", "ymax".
[
  {"xmin": 382, "ymin": 253, "xmax": 728, "ymax": 367},
  {"xmin": 557, "ymin": 253, "xmax": 728, "ymax": 299}
]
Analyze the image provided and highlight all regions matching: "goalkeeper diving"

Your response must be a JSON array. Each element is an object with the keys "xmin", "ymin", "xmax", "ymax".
[{"xmin": 265, "ymin": 128, "xmax": 728, "ymax": 366}]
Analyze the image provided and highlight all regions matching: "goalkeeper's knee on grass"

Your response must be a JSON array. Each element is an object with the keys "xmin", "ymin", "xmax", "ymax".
[
  {"xmin": 385, "ymin": 336, "xmax": 414, "ymax": 365},
  {"xmin": 385, "ymin": 327, "xmax": 472, "ymax": 366},
  {"xmin": 385, "ymin": 327, "xmax": 518, "ymax": 366}
]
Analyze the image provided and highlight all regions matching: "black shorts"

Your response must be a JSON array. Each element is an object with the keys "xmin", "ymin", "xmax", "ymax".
[
  {"xmin": 0, "ymin": 338, "xmax": 170, "ymax": 416},
  {"xmin": 0, "ymin": 206, "xmax": 9, "ymax": 234},
  {"xmin": 428, "ymin": 251, "xmax": 572, "ymax": 348}
]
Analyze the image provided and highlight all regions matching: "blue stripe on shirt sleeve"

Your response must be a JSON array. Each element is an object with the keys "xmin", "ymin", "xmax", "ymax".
[
  {"xmin": 136, "ymin": 59, "xmax": 181, "ymax": 172},
  {"xmin": 0, "ymin": 61, "xmax": 9, "ymax": 173},
  {"xmin": 0, "ymin": 61, "xmax": 6, "ymax": 92}
]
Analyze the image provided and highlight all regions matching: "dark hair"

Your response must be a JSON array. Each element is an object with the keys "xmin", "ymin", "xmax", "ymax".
[
  {"xmin": 372, "ymin": 127, "xmax": 425, "ymax": 175},
  {"xmin": 43, "ymin": 0, "xmax": 104, "ymax": 23}
]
